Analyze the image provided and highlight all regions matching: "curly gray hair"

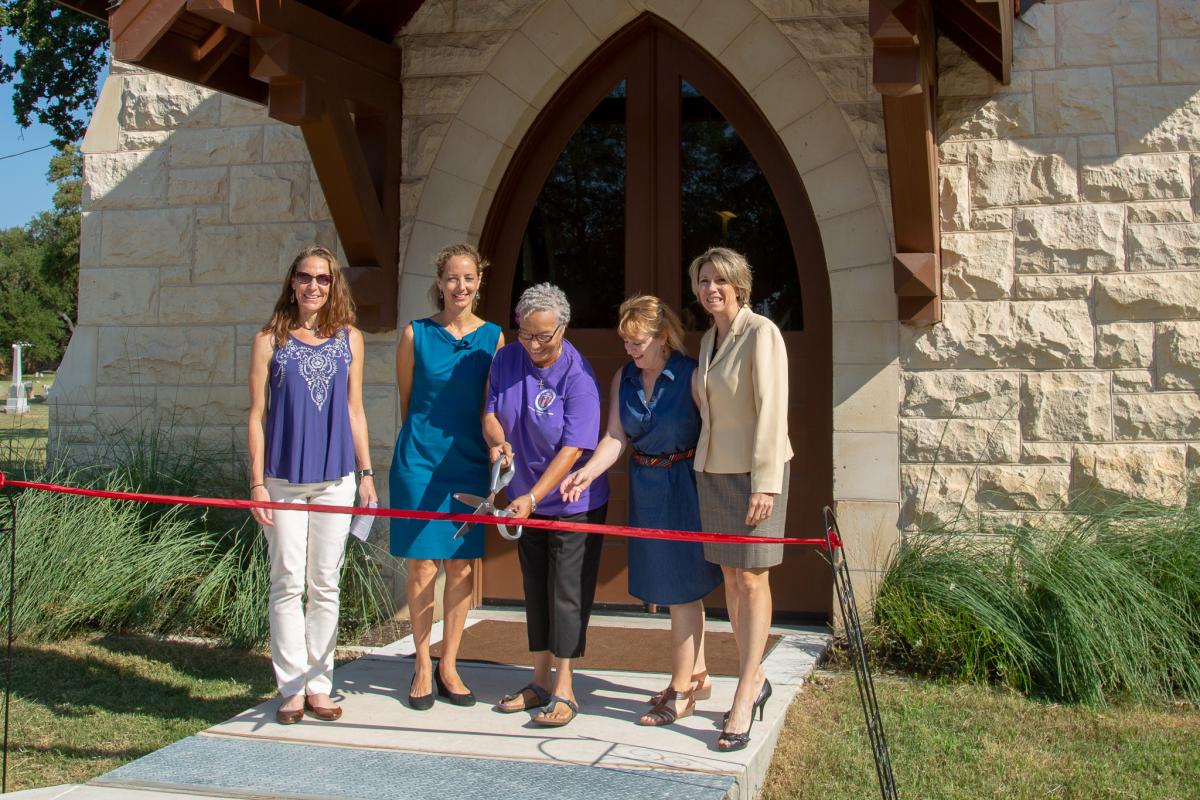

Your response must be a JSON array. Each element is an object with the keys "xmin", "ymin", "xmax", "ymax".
[{"xmin": 515, "ymin": 282, "xmax": 571, "ymax": 327}]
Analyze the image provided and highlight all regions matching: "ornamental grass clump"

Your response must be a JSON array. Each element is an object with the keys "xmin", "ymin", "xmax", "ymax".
[
  {"xmin": 873, "ymin": 503, "xmax": 1200, "ymax": 706},
  {"xmin": 0, "ymin": 422, "xmax": 393, "ymax": 647}
]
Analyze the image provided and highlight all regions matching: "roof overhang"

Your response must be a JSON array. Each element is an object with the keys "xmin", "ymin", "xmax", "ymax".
[{"xmin": 60, "ymin": 0, "xmax": 1024, "ymax": 329}]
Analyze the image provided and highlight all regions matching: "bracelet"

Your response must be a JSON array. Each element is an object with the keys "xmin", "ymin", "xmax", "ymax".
[
  {"xmin": 528, "ymin": 493, "xmax": 538, "ymax": 513},
  {"xmin": 250, "ymin": 483, "xmax": 265, "ymax": 490}
]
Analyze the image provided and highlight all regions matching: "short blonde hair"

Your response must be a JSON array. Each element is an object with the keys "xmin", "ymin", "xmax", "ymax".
[
  {"xmin": 618, "ymin": 294, "xmax": 687, "ymax": 356},
  {"xmin": 688, "ymin": 246, "xmax": 752, "ymax": 308},
  {"xmin": 428, "ymin": 243, "xmax": 488, "ymax": 310}
]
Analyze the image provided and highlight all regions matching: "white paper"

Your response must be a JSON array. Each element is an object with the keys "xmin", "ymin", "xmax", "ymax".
[{"xmin": 349, "ymin": 502, "xmax": 378, "ymax": 541}]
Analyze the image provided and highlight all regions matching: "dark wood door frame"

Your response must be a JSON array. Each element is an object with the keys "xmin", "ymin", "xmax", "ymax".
[{"xmin": 478, "ymin": 14, "xmax": 833, "ymax": 621}]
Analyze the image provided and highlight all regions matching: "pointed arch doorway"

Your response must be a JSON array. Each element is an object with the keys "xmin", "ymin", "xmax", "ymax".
[{"xmin": 478, "ymin": 16, "xmax": 833, "ymax": 621}]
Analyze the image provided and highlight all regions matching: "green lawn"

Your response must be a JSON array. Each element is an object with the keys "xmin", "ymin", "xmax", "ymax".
[
  {"xmin": 5, "ymin": 635, "xmax": 1198, "ymax": 797},
  {"xmin": 764, "ymin": 672, "xmax": 1200, "ymax": 800},
  {"xmin": 5, "ymin": 635, "xmax": 276, "ymax": 793}
]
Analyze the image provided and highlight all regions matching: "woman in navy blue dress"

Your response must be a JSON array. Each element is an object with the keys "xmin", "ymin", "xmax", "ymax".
[
  {"xmin": 390, "ymin": 244, "xmax": 503, "ymax": 710},
  {"xmin": 561, "ymin": 295, "xmax": 722, "ymax": 726}
]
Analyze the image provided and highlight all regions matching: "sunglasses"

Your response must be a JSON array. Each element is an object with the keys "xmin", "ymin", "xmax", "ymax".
[{"xmin": 293, "ymin": 271, "xmax": 332, "ymax": 287}]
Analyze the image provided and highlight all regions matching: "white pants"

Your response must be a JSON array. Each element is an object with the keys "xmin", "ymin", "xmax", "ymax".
[{"xmin": 263, "ymin": 473, "xmax": 356, "ymax": 696}]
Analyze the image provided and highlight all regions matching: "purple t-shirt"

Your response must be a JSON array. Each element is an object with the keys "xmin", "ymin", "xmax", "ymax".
[{"xmin": 486, "ymin": 338, "xmax": 609, "ymax": 517}]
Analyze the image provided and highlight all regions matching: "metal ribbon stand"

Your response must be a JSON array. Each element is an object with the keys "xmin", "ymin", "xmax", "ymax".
[{"xmin": 823, "ymin": 505, "xmax": 898, "ymax": 800}]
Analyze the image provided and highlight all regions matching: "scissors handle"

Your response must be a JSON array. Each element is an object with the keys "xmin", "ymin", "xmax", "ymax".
[{"xmin": 490, "ymin": 457, "xmax": 516, "ymax": 495}]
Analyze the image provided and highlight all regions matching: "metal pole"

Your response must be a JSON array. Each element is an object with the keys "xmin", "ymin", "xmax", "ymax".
[{"xmin": 823, "ymin": 506, "xmax": 899, "ymax": 800}]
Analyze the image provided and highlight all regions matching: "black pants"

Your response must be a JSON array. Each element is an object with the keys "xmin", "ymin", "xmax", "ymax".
[{"xmin": 518, "ymin": 505, "xmax": 607, "ymax": 659}]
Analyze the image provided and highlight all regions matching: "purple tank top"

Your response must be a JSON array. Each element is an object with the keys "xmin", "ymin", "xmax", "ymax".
[{"xmin": 264, "ymin": 328, "xmax": 356, "ymax": 484}]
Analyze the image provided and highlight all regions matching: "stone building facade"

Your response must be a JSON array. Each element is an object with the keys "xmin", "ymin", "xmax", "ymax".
[{"xmin": 52, "ymin": 0, "xmax": 1200, "ymax": 601}]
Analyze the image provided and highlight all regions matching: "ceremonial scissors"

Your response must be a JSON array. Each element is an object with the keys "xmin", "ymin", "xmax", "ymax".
[{"xmin": 453, "ymin": 457, "xmax": 524, "ymax": 541}]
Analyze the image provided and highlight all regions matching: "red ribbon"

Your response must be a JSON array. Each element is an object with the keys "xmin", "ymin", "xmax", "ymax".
[{"xmin": 0, "ymin": 471, "xmax": 841, "ymax": 549}]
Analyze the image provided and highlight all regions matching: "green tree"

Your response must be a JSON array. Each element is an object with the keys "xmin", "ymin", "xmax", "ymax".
[
  {"xmin": 0, "ymin": 0, "xmax": 108, "ymax": 144},
  {"xmin": 0, "ymin": 144, "xmax": 80, "ymax": 368}
]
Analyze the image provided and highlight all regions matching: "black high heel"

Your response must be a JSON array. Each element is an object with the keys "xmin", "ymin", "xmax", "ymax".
[
  {"xmin": 408, "ymin": 666, "xmax": 434, "ymax": 711},
  {"xmin": 433, "ymin": 659, "xmax": 476, "ymax": 707},
  {"xmin": 718, "ymin": 678, "xmax": 771, "ymax": 752}
]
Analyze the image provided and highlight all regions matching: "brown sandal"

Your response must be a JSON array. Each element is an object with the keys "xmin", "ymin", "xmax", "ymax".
[
  {"xmin": 494, "ymin": 683, "xmax": 551, "ymax": 713},
  {"xmin": 648, "ymin": 671, "xmax": 711, "ymax": 706},
  {"xmin": 639, "ymin": 687, "xmax": 695, "ymax": 727}
]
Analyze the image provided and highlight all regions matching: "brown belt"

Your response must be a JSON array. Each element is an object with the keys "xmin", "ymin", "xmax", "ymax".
[{"xmin": 631, "ymin": 448, "xmax": 696, "ymax": 468}]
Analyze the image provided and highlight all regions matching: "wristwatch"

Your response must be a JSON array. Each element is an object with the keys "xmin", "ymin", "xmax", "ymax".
[{"xmin": 356, "ymin": 468, "xmax": 375, "ymax": 478}]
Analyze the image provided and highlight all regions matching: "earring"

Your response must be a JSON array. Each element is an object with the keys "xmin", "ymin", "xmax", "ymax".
[{"xmin": 290, "ymin": 290, "xmax": 296, "ymax": 304}]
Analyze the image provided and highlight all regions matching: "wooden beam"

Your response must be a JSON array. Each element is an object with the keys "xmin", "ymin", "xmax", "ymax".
[
  {"xmin": 872, "ymin": 0, "xmax": 942, "ymax": 325},
  {"xmin": 299, "ymin": 85, "xmax": 399, "ymax": 331},
  {"xmin": 194, "ymin": 24, "xmax": 240, "ymax": 83},
  {"xmin": 111, "ymin": 0, "xmax": 188, "ymax": 62},
  {"xmin": 187, "ymin": 0, "xmax": 402, "ymax": 79},
  {"xmin": 249, "ymin": 32, "xmax": 401, "ymax": 109},
  {"xmin": 933, "ymin": 0, "xmax": 1013, "ymax": 84}
]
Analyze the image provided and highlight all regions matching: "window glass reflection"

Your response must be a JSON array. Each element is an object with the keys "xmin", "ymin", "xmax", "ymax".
[
  {"xmin": 511, "ymin": 82, "xmax": 626, "ymax": 329},
  {"xmin": 679, "ymin": 80, "xmax": 803, "ymax": 331}
]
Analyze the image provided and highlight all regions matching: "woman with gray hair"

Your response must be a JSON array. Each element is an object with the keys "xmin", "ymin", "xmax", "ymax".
[{"xmin": 483, "ymin": 282, "xmax": 609, "ymax": 727}]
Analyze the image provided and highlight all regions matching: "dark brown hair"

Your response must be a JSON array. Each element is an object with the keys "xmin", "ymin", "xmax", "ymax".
[{"xmin": 262, "ymin": 245, "xmax": 356, "ymax": 346}]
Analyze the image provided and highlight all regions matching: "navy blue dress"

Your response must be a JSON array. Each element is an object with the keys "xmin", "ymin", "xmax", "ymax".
[{"xmin": 621, "ymin": 351, "xmax": 723, "ymax": 605}]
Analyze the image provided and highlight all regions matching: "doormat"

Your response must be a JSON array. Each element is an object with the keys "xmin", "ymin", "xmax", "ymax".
[{"xmin": 430, "ymin": 620, "xmax": 781, "ymax": 676}]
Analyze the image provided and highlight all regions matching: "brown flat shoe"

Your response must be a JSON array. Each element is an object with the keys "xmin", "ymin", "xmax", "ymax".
[
  {"xmin": 304, "ymin": 697, "xmax": 343, "ymax": 721},
  {"xmin": 276, "ymin": 704, "xmax": 303, "ymax": 725}
]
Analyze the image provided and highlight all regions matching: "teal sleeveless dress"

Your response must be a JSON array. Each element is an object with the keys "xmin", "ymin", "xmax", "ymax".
[{"xmin": 389, "ymin": 318, "xmax": 501, "ymax": 559}]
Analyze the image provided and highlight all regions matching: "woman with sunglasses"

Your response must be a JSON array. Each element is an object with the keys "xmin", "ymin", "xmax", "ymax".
[
  {"xmin": 483, "ymin": 283, "xmax": 609, "ymax": 728},
  {"xmin": 247, "ymin": 245, "xmax": 376, "ymax": 725}
]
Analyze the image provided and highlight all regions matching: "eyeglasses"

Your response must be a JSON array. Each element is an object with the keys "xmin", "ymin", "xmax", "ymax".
[
  {"xmin": 293, "ymin": 272, "xmax": 332, "ymax": 287},
  {"xmin": 516, "ymin": 324, "xmax": 562, "ymax": 345}
]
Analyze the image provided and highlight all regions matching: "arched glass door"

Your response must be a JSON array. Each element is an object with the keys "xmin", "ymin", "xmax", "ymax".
[{"xmin": 480, "ymin": 16, "xmax": 833, "ymax": 620}]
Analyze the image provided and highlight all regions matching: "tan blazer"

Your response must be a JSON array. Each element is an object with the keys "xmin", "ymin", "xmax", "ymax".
[{"xmin": 694, "ymin": 306, "xmax": 794, "ymax": 494}]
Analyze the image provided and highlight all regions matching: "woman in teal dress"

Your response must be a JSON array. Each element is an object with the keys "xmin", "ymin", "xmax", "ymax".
[
  {"xmin": 561, "ymin": 295, "xmax": 722, "ymax": 727},
  {"xmin": 390, "ymin": 244, "xmax": 503, "ymax": 711}
]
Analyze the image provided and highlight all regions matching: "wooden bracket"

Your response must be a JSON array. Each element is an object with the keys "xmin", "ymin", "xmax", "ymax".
[
  {"xmin": 872, "ymin": 0, "xmax": 942, "ymax": 325},
  {"xmin": 893, "ymin": 252, "xmax": 941, "ymax": 323},
  {"xmin": 298, "ymin": 88, "xmax": 400, "ymax": 332}
]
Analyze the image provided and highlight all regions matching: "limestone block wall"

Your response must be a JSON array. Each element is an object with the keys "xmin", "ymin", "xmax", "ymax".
[
  {"xmin": 54, "ymin": 61, "xmax": 399, "ymax": 482},
  {"xmin": 903, "ymin": 0, "xmax": 1200, "ymax": 530}
]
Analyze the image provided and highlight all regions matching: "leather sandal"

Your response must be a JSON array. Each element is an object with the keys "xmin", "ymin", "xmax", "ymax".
[
  {"xmin": 531, "ymin": 695, "xmax": 579, "ymax": 727},
  {"xmin": 304, "ymin": 697, "xmax": 343, "ymax": 721},
  {"xmin": 494, "ymin": 682, "xmax": 551, "ymax": 713},
  {"xmin": 649, "ymin": 670, "xmax": 711, "ymax": 705},
  {"xmin": 638, "ymin": 687, "xmax": 694, "ymax": 727}
]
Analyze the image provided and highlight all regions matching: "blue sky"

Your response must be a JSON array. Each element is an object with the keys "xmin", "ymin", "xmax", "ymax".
[{"xmin": 0, "ymin": 39, "xmax": 107, "ymax": 230}]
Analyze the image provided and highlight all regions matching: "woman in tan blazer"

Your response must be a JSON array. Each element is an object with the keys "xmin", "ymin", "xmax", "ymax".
[{"xmin": 688, "ymin": 247, "xmax": 793, "ymax": 752}]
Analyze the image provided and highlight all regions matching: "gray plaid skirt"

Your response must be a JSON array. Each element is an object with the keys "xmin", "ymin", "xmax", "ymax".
[{"xmin": 696, "ymin": 463, "xmax": 790, "ymax": 569}]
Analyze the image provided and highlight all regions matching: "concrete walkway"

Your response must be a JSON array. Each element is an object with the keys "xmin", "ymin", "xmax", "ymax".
[{"xmin": 13, "ymin": 610, "xmax": 829, "ymax": 800}]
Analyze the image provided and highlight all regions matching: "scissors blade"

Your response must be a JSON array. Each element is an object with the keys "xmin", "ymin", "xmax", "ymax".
[
  {"xmin": 452, "ymin": 493, "xmax": 490, "ymax": 539},
  {"xmin": 454, "ymin": 493, "xmax": 487, "ymax": 508}
]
